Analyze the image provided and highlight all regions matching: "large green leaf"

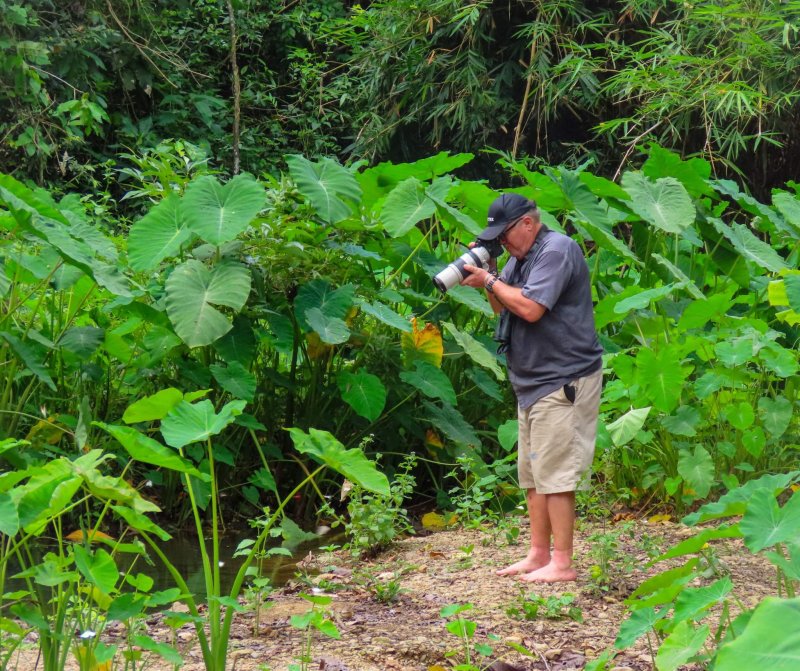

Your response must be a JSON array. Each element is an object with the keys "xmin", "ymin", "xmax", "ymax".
[
  {"xmin": 295, "ymin": 280, "xmax": 355, "ymax": 330},
  {"xmin": 305, "ymin": 307, "xmax": 350, "ymax": 344},
  {"xmin": 286, "ymin": 155, "xmax": 361, "ymax": 224},
  {"xmin": 74, "ymin": 546, "xmax": 118, "ymax": 594},
  {"xmin": 655, "ymin": 621, "xmax": 708, "ymax": 671},
  {"xmin": 709, "ymin": 217, "xmax": 787, "ymax": 273},
  {"xmin": 655, "ymin": 524, "xmax": 741, "ymax": 561},
  {"xmin": 714, "ymin": 598, "xmax": 800, "ymax": 671},
  {"xmin": 421, "ymin": 400, "xmax": 480, "ymax": 447},
  {"xmin": 677, "ymin": 445, "xmax": 714, "ymax": 498},
  {"xmin": 288, "ymin": 427, "xmax": 389, "ymax": 496},
  {"xmin": 182, "ymin": 174, "xmax": 265, "ymax": 245},
  {"xmin": 642, "ymin": 145, "xmax": 713, "ymax": 199},
  {"xmin": 165, "ymin": 259, "xmax": 251, "ymax": 347},
  {"xmin": 622, "ymin": 172, "xmax": 695, "ymax": 234},
  {"xmin": 607, "ymin": 407, "xmax": 651, "ymax": 447},
  {"xmin": 740, "ymin": 488, "xmax": 800, "ymax": 553},
  {"xmin": 0, "ymin": 493, "xmax": 19, "ymax": 536},
  {"xmin": 122, "ymin": 388, "xmax": 185, "ymax": 423},
  {"xmin": 128, "ymin": 194, "xmax": 193, "ymax": 271},
  {"xmin": 683, "ymin": 471, "xmax": 800, "ymax": 525},
  {"xmin": 400, "ymin": 361, "xmax": 457, "ymax": 406},
  {"xmin": 613, "ymin": 284, "xmax": 679, "ymax": 316},
  {"xmin": 447, "ymin": 285, "xmax": 495, "ymax": 316},
  {"xmin": 358, "ymin": 300, "xmax": 412, "ymax": 332},
  {"xmin": 381, "ymin": 177, "xmax": 436, "ymax": 237},
  {"xmin": 635, "ymin": 346, "xmax": 690, "ymax": 413},
  {"xmin": 442, "ymin": 321, "xmax": 504, "ymax": 380},
  {"xmin": 96, "ymin": 422, "xmax": 205, "ymax": 478},
  {"xmin": 758, "ymin": 396, "xmax": 793, "ymax": 437},
  {"xmin": 615, "ymin": 607, "xmax": 667, "ymax": 649},
  {"xmin": 161, "ymin": 399, "xmax": 246, "ymax": 449},
  {"xmin": 58, "ymin": 326, "xmax": 104, "ymax": 357},
  {"xmin": 672, "ymin": 577, "xmax": 733, "ymax": 624},
  {"xmin": 336, "ymin": 370, "xmax": 386, "ymax": 422},
  {"xmin": 210, "ymin": 361, "xmax": 256, "ymax": 401}
]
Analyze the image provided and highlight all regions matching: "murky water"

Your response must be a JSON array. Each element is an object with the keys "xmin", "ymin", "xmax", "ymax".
[{"xmin": 147, "ymin": 530, "xmax": 340, "ymax": 599}]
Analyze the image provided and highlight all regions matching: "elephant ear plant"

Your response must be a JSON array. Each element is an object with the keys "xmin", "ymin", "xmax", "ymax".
[{"xmin": 96, "ymin": 391, "xmax": 390, "ymax": 671}]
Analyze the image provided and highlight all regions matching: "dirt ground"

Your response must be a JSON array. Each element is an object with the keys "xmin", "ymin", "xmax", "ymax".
[{"xmin": 7, "ymin": 517, "xmax": 774, "ymax": 671}]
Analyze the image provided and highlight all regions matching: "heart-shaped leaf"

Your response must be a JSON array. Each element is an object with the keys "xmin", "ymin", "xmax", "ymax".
[
  {"xmin": 305, "ymin": 307, "xmax": 350, "ymax": 344},
  {"xmin": 714, "ymin": 597, "xmax": 800, "ymax": 670},
  {"xmin": 165, "ymin": 259, "xmax": 251, "ymax": 347},
  {"xmin": 286, "ymin": 155, "xmax": 361, "ymax": 224},
  {"xmin": 128, "ymin": 194, "xmax": 193, "ymax": 271},
  {"xmin": 381, "ymin": 177, "xmax": 436, "ymax": 237},
  {"xmin": 622, "ymin": 172, "xmax": 695, "ymax": 234},
  {"xmin": 677, "ymin": 445, "xmax": 714, "ymax": 499},
  {"xmin": 182, "ymin": 174, "xmax": 265, "ymax": 245},
  {"xmin": 288, "ymin": 427, "xmax": 389, "ymax": 496},
  {"xmin": 758, "ymin": 396, "xmax": 792, "ymax": 437},
  {"xmin": 161, "ymin": 399, "xmax": 246, "ymax": 448},
  {"xmin": 607, "ymin": 407, "xmax": 651, "ymax": 447},
  {"xmin": 655, "ymin": 620, "xmax": 709, "ymax": 671},
  {"xmin": 337, "ymin": 370, "xmax": 386, "ymax": 422},
  {"xmin": 74, "ymin": 546, "xmax": 118, "ymax": 594},
  {"xmin": 210, "ymin": 361, "xmax": 256, "ymax": 401},
  {"xmin": 740, "ymin": 489, "xmax": 800, "ymax": 553}
]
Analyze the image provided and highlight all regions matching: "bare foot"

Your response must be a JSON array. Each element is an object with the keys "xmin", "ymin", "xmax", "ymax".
[
  {"xmin": 517, "ymin": 561, "xmax": 578, "ymax": 583},
  {"xmin": 496, "ymin": 553, "xmax": 549, "ymax": 577}
]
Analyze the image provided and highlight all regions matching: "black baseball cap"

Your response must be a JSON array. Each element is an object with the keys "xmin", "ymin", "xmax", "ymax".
[{"xmin": 478, "ymin": 193, "xmax": 537, "ymax": 240}]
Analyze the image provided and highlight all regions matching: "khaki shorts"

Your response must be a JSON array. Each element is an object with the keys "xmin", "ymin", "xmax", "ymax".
[{"xmin": 517, "ymin": 368, "xmax": 602, "ymax": 494}]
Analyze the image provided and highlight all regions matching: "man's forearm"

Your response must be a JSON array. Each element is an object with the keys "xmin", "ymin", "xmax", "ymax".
[{"xmin": 485, "ymin": 279, "xmax": 546, "ymax": 323}]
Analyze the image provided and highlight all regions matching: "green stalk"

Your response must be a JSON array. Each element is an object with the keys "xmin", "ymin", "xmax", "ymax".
[
  {"xmin": 383, "ymin": 228, "xmax": 433, "ymax": 288},
  {"xmin": 137, "ymin": 532, "xmax": 212, "ymax": 664},
  {"xmin": 217, "ymin": 465, "xmax": 326, "ymax": 665},
  {"xmin": 208, "ymin": 438, "xmax": 221, "ymax": 660}
]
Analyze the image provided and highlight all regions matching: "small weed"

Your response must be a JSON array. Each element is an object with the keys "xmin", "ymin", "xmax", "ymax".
[
  {"xmin": 505, "ymin": 589, "xmax": 583, "ymax": 622},
  {"xmin": 288, "ymin": 593, "xmax": 341, "ymax": 671},
  {"xmin": 352, "ymin": 567, "xmax": 406, "ymax": 604}
]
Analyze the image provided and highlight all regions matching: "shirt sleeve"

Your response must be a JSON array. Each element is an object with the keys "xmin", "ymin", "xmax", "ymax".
[{"xmin": 521, "ymin": 250, "xmax": 573, "ymax": 310}]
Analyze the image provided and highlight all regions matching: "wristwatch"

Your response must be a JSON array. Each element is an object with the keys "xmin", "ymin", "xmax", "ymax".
[{"xmin": 485, "ymin": 276, "xmax": 500, "ymax": 293}]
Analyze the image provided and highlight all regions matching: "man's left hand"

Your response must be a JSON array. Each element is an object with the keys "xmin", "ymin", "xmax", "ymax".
[{"xmin": 461, "ymin": 264, "xmax": 491, "ymax": 288}]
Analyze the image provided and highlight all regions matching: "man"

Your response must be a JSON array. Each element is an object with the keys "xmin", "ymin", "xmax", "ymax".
[{"xmin": 460, "ymin": 193, "xmax": 603, "ymax": 583}]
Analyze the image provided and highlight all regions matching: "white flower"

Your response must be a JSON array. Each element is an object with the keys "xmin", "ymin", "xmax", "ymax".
[{"xmin": 79, "ymin": 630, "xmax": 96, "ymax": 640}]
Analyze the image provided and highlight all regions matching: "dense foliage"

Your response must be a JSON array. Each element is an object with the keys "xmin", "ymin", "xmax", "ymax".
[
  {"xmin": 4, "ymin": 0, "xmax": 800, "ymax": 668},
  {"xmin": 3, "ymin": 0, "xmax": 800, "ymax": 194}
]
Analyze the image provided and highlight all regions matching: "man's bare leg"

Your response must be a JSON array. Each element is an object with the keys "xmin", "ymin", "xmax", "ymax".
[
  {"xmin": 519, "ymin": 491, "xmax": 577, "ymax": 582},
  {"xmin": 496, "ymin": 488, "xmax": 551, "ymax": 576}
]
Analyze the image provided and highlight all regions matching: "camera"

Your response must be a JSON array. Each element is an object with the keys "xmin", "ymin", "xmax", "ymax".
[{"xmin": 432, "ymin": 238, "xmax": 504, "ymax": 293}]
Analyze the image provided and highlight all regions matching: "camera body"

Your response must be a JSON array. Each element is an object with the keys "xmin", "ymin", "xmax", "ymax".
[{"xmin": 432, "ymin": 237, "xmax": 504, "ymax": 293}]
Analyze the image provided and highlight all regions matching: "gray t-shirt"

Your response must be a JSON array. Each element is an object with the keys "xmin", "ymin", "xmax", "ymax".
[{"xmin": 499, "ymin": 225, "xmax": 603, "ymax": 409}]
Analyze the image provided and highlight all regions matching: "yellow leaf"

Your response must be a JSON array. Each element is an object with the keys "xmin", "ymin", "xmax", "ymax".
[
  {"xmin": 26, "ymin": 417, "xmax": 67, "ymax": 445},
  {"xmin": 65, "ymin": 529, "xmax": 115, "ymax": 543},
  {"xmin": 428, "ymin": 666, "xmax": 448, "ymax": 671},
  {"xmin": 425, "ymin": 429, "xmax": 443, "ymax": 448},
  {"xmin": 306, "ymin": 332, "xmax": 332, "ymax": 359},
  {"xmin": 74, "ymin": 645, "xmax": 112, "ymax": 671},
  {"xmin": 401, "ymin": 318, "xmax": 443, "ymax": 368},
  {"xmin": 421, "ymin": 511, "xmax": 458, "ymax": 531}
]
